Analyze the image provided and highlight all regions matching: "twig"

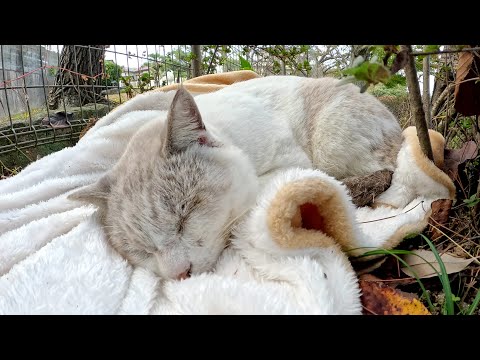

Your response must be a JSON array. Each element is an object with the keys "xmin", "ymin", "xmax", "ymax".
[
  {"xmin": 0, "ymin": 158, "xmax": 16, "ymax": 175},
  {"xmin": 206, "ymin": 45, "xmax": 219, "ymax": 75},
  {"xmin": 429, "ymin": 217, "xmax": 480, "ymax": 265},
  {"xmin": 357, "ymin": 200, "xmax": 425, "ymax": 224},
  {"xmin": 0, "ymin": 65, "xmax": 104, "ymax": 88},
  {"xmin": 361, "ymin": 305, "xmax": 378, "ymax": 315},
  {"xmin": 0, "ymin": 130, "xmax": 34, "ymax": 162},
  {"xmin": 411, "ymin": 47, "xmax": 480, "ymax": 57}
]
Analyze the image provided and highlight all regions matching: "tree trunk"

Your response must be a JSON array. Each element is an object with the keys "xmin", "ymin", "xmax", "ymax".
[
  {"xmin": 48, "ymin": 45, "xmax": 107, "ymax": 110},
  {"xmin": 191, "ymin": 45, "xmax": 203, "ymax": 78},
  {"xmin": 402, "ymin": 45, "xmax": 434, "ymax": 162}
]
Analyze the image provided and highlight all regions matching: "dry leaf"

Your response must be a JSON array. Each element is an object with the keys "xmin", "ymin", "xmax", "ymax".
[
  {"xmin": 428, "ymin": 199, "xmax": 453, "ymax": 239},
  {"xmin": 359, "ymin": 276, "xmax": 430, "ymax": 315},
  {"xmin": 354, "ymin": 257, "xmax": 387, "ymax": 276},
  {"xmin": 443, "ymin": 141, "xmax": 478, "ymax": 181},
  {"xmin": 80, "ymin": 74, "xmax": 89, "ymax": 82},
  {"xmin": 401, "ymin": 249, "xmax": 476, "ymax": 279},
  {"xmin": 454, "ymin": 45, "xmax": 480, "ymax": 116},
  {"xmin": 390, "ymin": 49, "xmax": 408, "ymax": 74}
]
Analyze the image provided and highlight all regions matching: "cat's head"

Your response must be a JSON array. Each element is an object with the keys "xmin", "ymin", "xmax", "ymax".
[{"xmin": 69, "ymin": 87, "xmax": 258, "ymax": 280}]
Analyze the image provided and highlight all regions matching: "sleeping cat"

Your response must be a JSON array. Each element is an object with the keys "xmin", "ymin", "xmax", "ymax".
[{"xmin": 69, "ymin": 75, "xmax": 403, "ymax": 280}]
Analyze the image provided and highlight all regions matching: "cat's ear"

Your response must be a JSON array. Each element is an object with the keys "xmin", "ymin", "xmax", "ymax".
[
  {"xmin": 67, "ymin": 174, "xmax": 111, "ymax": 208},
  {"xmin": 163, "ymin": 86, "xmax": 214, "ymax": 153}
]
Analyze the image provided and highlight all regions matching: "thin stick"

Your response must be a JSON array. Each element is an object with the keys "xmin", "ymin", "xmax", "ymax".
[{"xmin": 411, "ymin": 47, "xmax": 480, "ymax": 57}]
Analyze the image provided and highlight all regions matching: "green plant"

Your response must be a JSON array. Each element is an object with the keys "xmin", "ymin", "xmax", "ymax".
[
  {"xmin": 460, "ymin": 117, "xmax": 473, "ymax": 130},
  {"xmin": 239, "ymin": 56, "xmax": 253, "ymax": 71},
  {"xmin": 369, "ymin": 83, "xmax": 408, "ymax": 97},
  {"xmin": 465, "ymin": 288, "xmax": 480, "ymax": 315},
  {"xmin": 120, "ymin": 75, "xmax": 134, "ymax": 99},
  {"xmin": 420, "ymin": 235, "xmax": 454, "ymax": 315},
  {"xmin": 463, "ymin": 194, "xmax": 480, "ymax": 208},
  {"xmin": 138, "ymin": 72, "xmax": 154, "ymax": 93},
  {"xmin": 102, "ymin": 60, "xmax": 123, "ymax": 87},
  {"xmin": 144, "ymin": 50, "xmax": 190, "ymax": 82}
]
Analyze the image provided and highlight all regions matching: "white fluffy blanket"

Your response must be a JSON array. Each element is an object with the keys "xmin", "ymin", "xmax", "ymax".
[{"xmin": 0, "ymin": 104, "xmax": 455, "ymax": 314}]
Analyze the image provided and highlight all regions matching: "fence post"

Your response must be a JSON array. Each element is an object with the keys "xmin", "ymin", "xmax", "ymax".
[{"xmin": 191, "ymin": 45, "xmax": 203, "ymax": 78}]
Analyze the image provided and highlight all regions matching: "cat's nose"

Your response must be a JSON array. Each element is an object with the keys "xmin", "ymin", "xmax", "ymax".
[{"xmin": 176, "ymin": 264, "xmax": 192, "ymax": 280}]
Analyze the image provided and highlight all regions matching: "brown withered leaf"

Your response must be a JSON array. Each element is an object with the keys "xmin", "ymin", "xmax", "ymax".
[
  {"xmin": 359, "ymin": 275, "xmax": 430, "ymax": 315},
  {"xmin": 79, "ymin": 117, "xmax": 100, "ymax": 139},
  {"xmin": 428, "ymin": 199, "xmax": 453, "ymax": 239},
  {"xmin": 354, "ymin": 257, "xmax": 388, "ymax": 276},
  {"xmin": 443, "ymin": 141, "xmax": 478, "ymax": 181},
  {"xmin": 454, "ymin": 45, "xmax": 480, "ymax": 116},
  {"xmin": 401, "ymin": 249, "xmax": 476, "ymax": 279},
  {"xmin": 383, "ymin": 45, "xmax": 399, "ymax": 54},
  {"xmin": 390, "ymin": 50, "xmax": 409, "ymax": 74}
]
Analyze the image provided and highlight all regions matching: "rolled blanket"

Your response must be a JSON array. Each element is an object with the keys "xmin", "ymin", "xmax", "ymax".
[{"xmin": 153, "ymin": 70, "xmax": 261, "ymax": 94}]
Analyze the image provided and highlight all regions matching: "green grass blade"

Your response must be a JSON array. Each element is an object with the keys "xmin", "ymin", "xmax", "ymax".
[
  {"xmin": 466, "ymin": 288, "xmax": 480, "ymax": 315},
  {"xmin": 359, "ymin": 248, "xmax": 435, "ymax": 313},
  {"xmin": 421, "ymin": 234, "xmax": 455, "ymax": 315}
]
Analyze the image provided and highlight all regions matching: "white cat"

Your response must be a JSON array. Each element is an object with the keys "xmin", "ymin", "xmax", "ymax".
[{"xmin": 70, "ymin": 75, "xmax": 402, "ymax": 280}]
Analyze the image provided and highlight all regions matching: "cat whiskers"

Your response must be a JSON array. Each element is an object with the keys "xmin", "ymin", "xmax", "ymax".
[{"xmin": 218, "ymin": 207, "xmax": 251, "ymax": 249}]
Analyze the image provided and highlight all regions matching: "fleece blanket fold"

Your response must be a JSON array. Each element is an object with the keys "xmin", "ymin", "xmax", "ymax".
[
  {"xmin": 0, "ymin": 71, "xmax": 455, "ymax": 314},
  {"xmin": 153, "ymin": 70, "xmax": 261, "ymax": 94}
]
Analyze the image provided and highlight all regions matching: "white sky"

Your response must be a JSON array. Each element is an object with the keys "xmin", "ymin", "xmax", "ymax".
[
  {"xmin": 104, "ymin": 45, "xmax": 179, "ymax": 69},
  {"xmin": 51, "ymin": 45, "xmax": 177, "ymax": 69}
]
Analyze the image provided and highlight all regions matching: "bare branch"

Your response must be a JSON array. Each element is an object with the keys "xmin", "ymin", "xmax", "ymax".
[
  {"xmin": 402, "ymin": 45, "xmax": 434, "ymax": 161},
  {"xmin": 431, "ymin": 83, "xmax": 456, "ymax": 117}
]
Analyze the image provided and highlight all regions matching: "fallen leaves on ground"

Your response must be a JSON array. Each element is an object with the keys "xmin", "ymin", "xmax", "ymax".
[
  {"xmin": 401, "ymin": 249, "xmax": 476, "ymax": 279},
  {"xmin": 359, "ymin": 274, "xmax": 430, "ymax": 315},
  {"xmin": 443, "ymin": 141, "xmax": 478, "ymax": 181}
]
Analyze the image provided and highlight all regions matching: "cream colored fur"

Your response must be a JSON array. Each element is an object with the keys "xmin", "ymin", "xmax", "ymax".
[{"xmin": 64, "ymin": 75, "xmax": 403, "ymax": 280}]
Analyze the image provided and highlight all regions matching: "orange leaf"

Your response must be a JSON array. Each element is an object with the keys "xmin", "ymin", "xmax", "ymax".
[{"xmin": 359, "ymin": 277, "xmax": 430, "ymax": 315}]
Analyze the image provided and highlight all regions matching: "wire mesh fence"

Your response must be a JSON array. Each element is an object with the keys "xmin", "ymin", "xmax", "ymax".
[
  {"xmin": 0, "ymin": 44, "xmax": 354, "ymax": 158},
  {"xmin": 0, "ymin": 45, "xmax": 246, "ymax": 157},
  {"xmin": 1, "ymin": 45, "xmax": 478, "ymax": 162}
]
